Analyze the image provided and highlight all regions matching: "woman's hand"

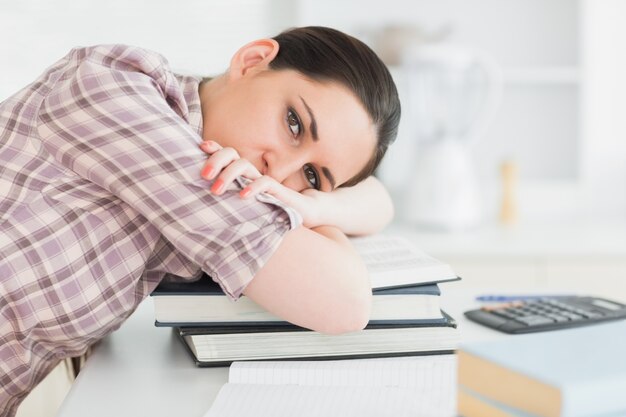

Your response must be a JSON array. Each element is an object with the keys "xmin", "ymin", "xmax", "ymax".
[
  {"xmin": 199, "ymin": 140, "xmax": 324, "ymax": 228},
  {"xmin": 199, "ymin": 140, "xmax": 262, "ymax": 193},
  {"xmin": 199, "ymin": 140, "xmax": 394, "ymax": 235}
]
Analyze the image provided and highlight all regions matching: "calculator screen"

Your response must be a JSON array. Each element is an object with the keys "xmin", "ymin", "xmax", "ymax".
[{"xmin": 591, "ymin": 299, "xmax": 622, "ymax": 311}]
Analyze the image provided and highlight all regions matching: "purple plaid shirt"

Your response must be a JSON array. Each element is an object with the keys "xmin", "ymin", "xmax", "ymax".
[{"xmin": 0, "ymin": 45, "xmax": 300, "ymax": 416}]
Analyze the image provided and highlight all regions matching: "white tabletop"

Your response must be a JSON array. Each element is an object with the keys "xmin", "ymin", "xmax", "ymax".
[
  {"xmin": 56, "ymin": 288, "xmax": 509, "ymax": 417},
  {"xmin": 387, "ymin": 219, "xmax": 626, "ymax": 259},
  {"xmin": 56, "ymin": 297, "xmax": 228, "ymax": 417}
]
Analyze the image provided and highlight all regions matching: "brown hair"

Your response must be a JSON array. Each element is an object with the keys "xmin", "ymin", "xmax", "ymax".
[{"xmin": 270, "ymin": 26, "xmax": 401, "ymax": 187}]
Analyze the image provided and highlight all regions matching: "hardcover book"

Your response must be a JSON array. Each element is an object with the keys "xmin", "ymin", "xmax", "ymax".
[
  {"xmin": 458, "ymin": 319, "xmax": 626, "ymax": 417},
  {"xmin": 458, "ymin": 386, "xmax": 538, "ymax": 417},
  {"xmin": 177, "ymin": 310, "xmax": 458, "ymax": 366},
  {"xmin": 153, "ymin": 278, "xmax": 445, "ymax": 326},
  {"xmin": 151, "ymin": 234, "xmax": 459, "ymax": 326}
]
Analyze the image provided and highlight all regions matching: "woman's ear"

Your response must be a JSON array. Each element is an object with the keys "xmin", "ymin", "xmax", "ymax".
[{"xmin": 228, "ymin": 39, "xmax": 280, "ymax": 80}]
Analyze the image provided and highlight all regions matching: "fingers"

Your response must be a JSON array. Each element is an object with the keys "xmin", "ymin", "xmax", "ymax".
[
  {"xmin": 210, "ymin": 159, "xmax": 262, "ymax": 194},
  {"xmin": 240, "ymin": 176, "xmax": 319, "ymax": 227},
  {"xmin": 199, "ymin": 140, "xmax": 222, "ymax": 155},
  {"xmin": 240, "ymin": 176, "xmax": 300, "ymax": 201},
  {"xmin": 198, "ymin": 141, "xmax": 262, "ymax": 195},
  {"xmin": 239, "ymin": 176, "xmax": 274, "ymax": 198},
  {"xmin": 201, "ymin": 146, "xmax": 241, "ymax": 180}
]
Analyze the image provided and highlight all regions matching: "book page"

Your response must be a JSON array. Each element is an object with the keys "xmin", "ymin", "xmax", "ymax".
[
  {"xmin": 350, "ymin": 235, "xmax": 439, "ymax": 271},
  {"xmin": 229, "ymin": 356, "xmax": 455, "ymax": 387},
  {"xmin": 204, "ymin": 356, "xmax": 456, "ymax": 417},
  {"xmin": 350, "ymin": 235, "xmax": 456, "ymax": 288}
]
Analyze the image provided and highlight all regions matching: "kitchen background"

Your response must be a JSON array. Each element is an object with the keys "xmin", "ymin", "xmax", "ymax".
[
  {"xmin": 1, "ymin": 1, "xmax": 625, "ymax": 416},
  {"xmin": 2, "ymin": 0, "xmax": 626, "ymax": 222}
]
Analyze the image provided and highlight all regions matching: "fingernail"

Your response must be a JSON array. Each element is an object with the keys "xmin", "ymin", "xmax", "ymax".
[
  {"xmin": 201, "ymin": 165, "xmax": 215, "ymax": 179},
  {"xmin": 239, "ymin": 187, "xmax": 251, "ymax": 198},
  {"xmin": 211, "ymin": 179, "xmax": 224, "ymax": 194}
]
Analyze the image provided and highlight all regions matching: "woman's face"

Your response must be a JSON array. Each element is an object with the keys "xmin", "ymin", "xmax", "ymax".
[{"xmin": 200, "ymin": 68, "xmax": 376, "ymax": 192}]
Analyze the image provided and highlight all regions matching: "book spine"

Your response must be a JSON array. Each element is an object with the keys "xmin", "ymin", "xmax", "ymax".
[
  {"xmin": 459, "ymin": 350, "xmax": 626, "ymax": 417},
  {"xmin": 457, "ymin": 350, "xmax": 561, "ymax": 417},
  {"xmin": 458, "ymin": 386, "xmax": 536, "ymax": 417}
]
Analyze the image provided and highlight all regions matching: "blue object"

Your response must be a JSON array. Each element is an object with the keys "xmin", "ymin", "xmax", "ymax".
[
  {"xmin": 459, "ymin": 319, "xmax": 626, "ymax": 417},
  {"xmin": 475, "ymin": 294, "xmax": 572, "ymax": 302}
]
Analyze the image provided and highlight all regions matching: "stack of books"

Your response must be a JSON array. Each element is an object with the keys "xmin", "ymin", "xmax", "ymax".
[
  {"xmin": 457, "ymin": 319, "xmax": 626, "ymax": 417},
  {"xmin": 151, "ymin": 235, "xmax": 461, "ymax": 366}
]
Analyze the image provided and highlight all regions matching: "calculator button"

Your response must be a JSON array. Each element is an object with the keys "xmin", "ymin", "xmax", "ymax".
[
  {"xmin": 503, "ymin": 308, "xmax": 525, "ymax": 316},
  {"xmin": 560, "ymin": 312, "xmax": 584, "ymax": 321},
  {"xmin": 571, "ymin": 309, "xmax": 592, "ymax": 318},
  {"xmin": 545, "ymin": 300, "xmax": 567, "ymax": 308},
  {"xmin": 545, "ymin": 313, "xmax": 570, "ymax": 322},
  {"xmin": 468, "ymin": 310, "xmax": 509, "ymax": 328},
  {"xmin": 553, "ymin": 301, "xmax": 576, "ymax": 311},
  {"xmin": 490, "ymin": 310, "xmax": 517, "ymax": 319},
  {"xmin": 515, "ymin": 315, "xmax": 556, "ymax": 326}
]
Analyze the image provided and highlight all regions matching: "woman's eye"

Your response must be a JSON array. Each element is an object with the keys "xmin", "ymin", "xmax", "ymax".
[
  {"xmin": 287, "ymin": 109, "xmax": 301, "ymax": 137},
  {"xmin": 303, "ymin": 163, "xmax": 321, "ymax": 190}
]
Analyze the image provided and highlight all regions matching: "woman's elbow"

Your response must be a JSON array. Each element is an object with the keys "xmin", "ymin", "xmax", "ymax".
[
  {"xmin": 381, "ymin": 188, "xmax": 395, "ymax": 224},
  {"xmin": 381, "ymin": 198, "xmax": 395, "ymax": 230},
  {"xmin": 372, "ymin": 178, "xmax": 396, "ymax": 231},
  {"xmin": 314, "ymin": 289, "xmax": 372, "ymax": 335}
]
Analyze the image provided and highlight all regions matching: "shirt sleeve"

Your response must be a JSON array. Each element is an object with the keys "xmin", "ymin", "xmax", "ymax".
[{"xmin": 36, "ymin": 45, "xmax": 301, "ymax": 299}]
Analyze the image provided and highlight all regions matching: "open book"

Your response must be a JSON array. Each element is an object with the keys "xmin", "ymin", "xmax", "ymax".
[
  {"xmin": 350, "ymin": 235, "xmax": 459, "ymax": 289},
  {"xmin": 204, "ymin": 356, "xmax": 457, "ymax": 417}
]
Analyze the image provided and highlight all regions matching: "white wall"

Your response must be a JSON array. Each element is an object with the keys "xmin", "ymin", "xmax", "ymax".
[
  {"xmin": 581, "ymin": 0, "xmax": 626, "ymax": 217},
  {"xmin": 2, "ymin": 0, "xmax": 624, "ymax": 221},
  {"xmin": 292, "ymin": 0, "xmax": 626, "ymax": 222},
  {"xmin": 0, "ymin": 0, "xmax": 288, "ymax": 100}
]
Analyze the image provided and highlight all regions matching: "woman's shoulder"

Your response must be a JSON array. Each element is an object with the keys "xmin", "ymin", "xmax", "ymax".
[
  {"xmin": 66, "ymin": 44, "xmax": 173, "ymax": 76},
  {"xmin": 57, "ymin": 44, "xmax": 191, "ymax": 111}
]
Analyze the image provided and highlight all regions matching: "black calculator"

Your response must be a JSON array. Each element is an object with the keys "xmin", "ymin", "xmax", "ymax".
[{"xmin": 465, "ymin": 296, "xmax": 626, "ymax": 334}]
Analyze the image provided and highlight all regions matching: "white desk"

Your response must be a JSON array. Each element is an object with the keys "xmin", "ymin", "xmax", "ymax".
[
  {"xmin": 56, "ymin": 289, "xmax": 511, "ymax": 417},
  {"xmin": 54, "ymin": 221, "xmax": 626, "ymax": 416}
]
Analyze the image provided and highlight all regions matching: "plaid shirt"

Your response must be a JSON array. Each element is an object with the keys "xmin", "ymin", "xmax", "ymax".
[{"xmin": 0, "ymin": 45, "xmax": 300, "ymax": 416}]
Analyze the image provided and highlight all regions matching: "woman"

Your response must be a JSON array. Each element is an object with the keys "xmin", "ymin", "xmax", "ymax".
[{"xmin": 0, "ymin": 26, "xmax": 400, "ymax": 415}]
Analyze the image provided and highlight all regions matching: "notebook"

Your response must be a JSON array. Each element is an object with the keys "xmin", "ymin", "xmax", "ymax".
[{"xmin": 204, "ymin": 356, "xmax": 457, "ymax": 417}]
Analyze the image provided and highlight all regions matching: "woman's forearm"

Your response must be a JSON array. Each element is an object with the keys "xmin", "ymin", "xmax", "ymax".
[
  {"xmin": 316, "ymin": 176, "xmax": 394, "ymax": 236},
  {"xmin": 243, "ymin": 224, "xmax": 372, "ymax": 334}
]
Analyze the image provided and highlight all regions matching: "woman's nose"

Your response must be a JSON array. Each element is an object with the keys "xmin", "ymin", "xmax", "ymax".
[{"xmin": 266, "ymin": 150, "xmax": 309, "ymax": 185}]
